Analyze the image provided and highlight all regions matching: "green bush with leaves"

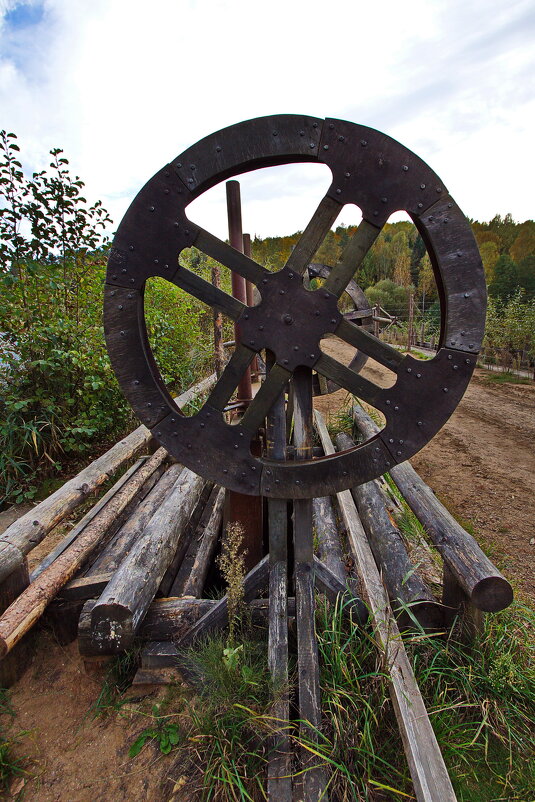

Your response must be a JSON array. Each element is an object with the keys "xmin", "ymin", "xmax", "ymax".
[{"xmin": 0, "ymin": 132, "xmax": 210, "ymax": 508}]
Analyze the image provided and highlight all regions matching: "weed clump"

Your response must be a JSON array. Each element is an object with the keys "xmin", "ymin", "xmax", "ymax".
[{"xmin": 217, "ymin": 521, "xmax": 247, "ymax": 645}]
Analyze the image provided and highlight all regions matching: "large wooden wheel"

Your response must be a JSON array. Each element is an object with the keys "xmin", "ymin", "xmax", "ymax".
[{"xmin": 104, "ymin": 115, "xmax": 486, "ymax": 499}]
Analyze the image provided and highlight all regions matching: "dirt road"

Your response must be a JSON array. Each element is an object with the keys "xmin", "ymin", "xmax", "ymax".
[{"xmin": 315, "ymin": 338, "xmax": 535, "ymax": 601}]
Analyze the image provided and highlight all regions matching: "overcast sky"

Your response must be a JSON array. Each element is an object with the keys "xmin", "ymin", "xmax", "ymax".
[{"xmin": 1, "ymin": 0, "xmax": 533, "ymax": 240}]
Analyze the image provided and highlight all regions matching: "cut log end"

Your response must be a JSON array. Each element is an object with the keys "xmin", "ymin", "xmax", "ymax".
[{"xmin": 472, "ymin": 576, "xmax": 513, "ymax": 612}]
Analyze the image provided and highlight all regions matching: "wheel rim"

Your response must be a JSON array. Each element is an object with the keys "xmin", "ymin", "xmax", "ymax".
[{"xmin": 104, "ymin": 114, "xmax": 486, "ymax": 498}]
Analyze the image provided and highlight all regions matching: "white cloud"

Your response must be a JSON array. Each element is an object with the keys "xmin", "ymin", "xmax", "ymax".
[{"xmin": 1, "ymin": 0, "xmax": 534, "ymax": 239}]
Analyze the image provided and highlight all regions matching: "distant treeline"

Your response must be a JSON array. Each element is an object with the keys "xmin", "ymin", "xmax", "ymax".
[{"xmin": 251, "ymin": 214, "xmax": 535, "ymax": 308}]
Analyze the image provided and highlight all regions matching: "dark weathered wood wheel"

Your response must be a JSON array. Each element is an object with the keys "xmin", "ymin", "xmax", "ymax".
[{"xmin": 104, "ymin": 115, "xmax": 486, "ymax": 499}]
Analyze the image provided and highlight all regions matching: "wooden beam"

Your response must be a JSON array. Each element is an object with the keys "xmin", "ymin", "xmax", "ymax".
[
  {"xmin": 315, "ymin": 411, "xmax": 458, "ymax": 802},
  {"xmin": 0, "ymin": 448, "xmax": 169, "ymax": 658},
  {"xmin": 351, "ymin": 403, "xmax": 512, "ymax": 612},
  {"xmin": 90, "ymin": 469, "xmax": 206, "ymax": 653},
  {"xmin": 293, "ymin": 367, "xmax": 327, "ymax": 800},
  {"xmin": 336, "ymin": 433, "xmax": 443, "ymax": 631},
  {"xmin": 0, "ymin": 374, "xmax": 216, "ymax": 583}
]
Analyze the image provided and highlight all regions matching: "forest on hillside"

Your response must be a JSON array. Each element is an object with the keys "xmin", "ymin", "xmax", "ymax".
[{"xmin": 1, "ymin": 131, "xmax": 534, "ymax": 508}]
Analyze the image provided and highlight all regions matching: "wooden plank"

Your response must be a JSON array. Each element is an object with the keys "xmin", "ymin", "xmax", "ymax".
[
  {"xmin": 87, "ymin": 462, "xmax": 185, "ymax": 575},
  {"xmin": 178, "ymin": 555, "xmax": 270, "ymax": 649},
  {"xmin": 171, "ymin": 486, "xmax": 225, "ymax": 598},
  {"xmin": 312, "ymin": 495, "xmax": 346, "ymax": 585},
  {"xmin": 265, "ymin": 352, "xmax": 292, "ymax": 802},
  {"xmin": 30, "ymin": 458, "xmax": 150, "ymax": 581},
  {"xmin": 0, "ymin": 374, "xmax": 216, "ymax": 582},
  {"xmin": 312, "ymin": 556, "xmax": 367, "ymax": 624},
  {"xmin": 315, "ymin": 411, "xmax": 458, "ymax": 802},
  {"xmin": 0, "ymin": 448, "xmax": 169, "ymax": 658},
  {"xmin": 159, "ymin": 479, "xmax": 213, "ymax": 597},
  {"xmin": 141, "ymin": 641, "xmax": 180, "ymax": 669},
  {"xmin": 336, "ymin": 433, "xmax": 443, "ymax": 631},
  {"xmin": 293, "ymin": 367, "xmax": 327, "ymax": 801},
  {"xmin": 351, "ymin": 403, "xmax": 513, "ymax": 612},
  {"xmin": 59, "ymin": 572, "xmax": 113, "ymax": 601},
  {"xmin": 90, "ymin": 469, "xmax": 206, "ymax": 653}
]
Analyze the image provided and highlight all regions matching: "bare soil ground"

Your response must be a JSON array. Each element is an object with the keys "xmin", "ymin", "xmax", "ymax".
[{"xmin": 2, "ymin": 342, "xmax": 534, "ymax": 800}]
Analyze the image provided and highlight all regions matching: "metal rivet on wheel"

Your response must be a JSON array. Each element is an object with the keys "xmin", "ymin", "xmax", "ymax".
[
  {"xmin": 283, "ymin": 359, "xmax": 289, "ymax": 364},
  {"xmin": 436, "ymin": 187, "xmax": 442, "ymax": 192},
  {"xmin": 112, "ymin": 274, "xmax": 117, "ymax": 280},
  {"xmin": 336, "ymin": 188, "xmax": 342, "ymax": 194},
  {"xmin": 402, "ymin": 165, "xmax": 409, "ymax": 171},
  {"xmin": 110, "ymin": 290, "xmax": 116, "ymax": 296},
  {"xmin": 360, "ymin": 139, "xmax": 367, "ymax": 146},
  {"xmin": 118, "ymin": 304, "xmax": 123, "ymax": 310},
  {"xmin": 381, "ymin": 197, "xmax": 387, "ymax": 203},
  {"xmin": 299, "ymin": 130, "xmax": 305, "ymax": 136},
  {"xmin": 338, "ymin": 135, "xmax": 345, "ymax": 142},
  {"xmin": 394, "ymin": 405, "xmax": 399, "ymax": 411},
  {"xmin": 216, "ymin": 146, "xmax": 221, "ymax": 152},
  {"xmin": 464, "ymin": 292, "xmax": 471, "ymax": 298},
  {"xmin": 420, "ymin": 183, "xmax": 426, "ymax": 189},
  {"xmin": 453, "ymin": 365, "xmax": 458, "ymax": 370},
  {"xmin": 266, "ymin": 470, "xmax": 272, "ymax": 476},
  {"xmin": 418, "ymin": 202, "xmax": 423, "ymax": 208},
  {"xmin": 223, "ymin": 468, "xmax": 228, "ymax": 473},
  {"xmin": 345, "ymin": 172, "xmax": 351, "ymax": 177},
  {"xmin": 397, "ymin": 450, "xmax": 402, "ymax": 456},
  {"xmin": 386, "ymin": 400, "xmax": 391, "ymax": 405},
  {"xmin": 149, "ymin": 206, "xmax": 155, "ymax": 211},
  {"xmin": 417, "ymin": 421, "xmax": 423, "ymax": 426},
  {"xmin": 416, "ymin": 373, "xmax": 421, "ymax": 378},
  {"xmin": 234, "ymin": 444, "xmax": 239, "ymax": 449},
  {"xmin": 200, "ymin": 423, "xmax": 205, "ymax": 428},
  {"xmin": 176, "ymin": 162, "xmax": 182, "ymax": 168},
  {"xmin": 407, "ymin": 367, "xmax": 412, "ymax": 373},
  {"xmin": 389, "ymin": 438, "xmax": 394, "ymax": 443},
  {"xmin": 443, "ymin": 387, "xmax": 448, "ymax": 393},
  {"xmin": 309, "ymin": 142, "xmax": 316, "ymax": 148},
  {"xmin": 129, "ymin": 245, "xmax": 134, "ymax": 251},
  {"xmin": 310, "ymin": 354, "xmax": 315, "ymax": 359},
  {"xmin": 120, "ymin": 330, "xmax": 125, "ymax": 336},
  {"xmin": 134, "ymin": 380, "xmax": 139, "ymax": 385},
  {"xmin": 272, "ymin": 130, "xmax": 278, "ymax": 136},
  {"xmin": 373, "ymin": 210, "xmax": 379, "ymax": 216},
  {"xmin": 448, "ymin": 355, "xmax": 452, "ymax": 360},
  {"xmin": 293, "ymin": 345, "xmax": 299, "ymax": 351},
  {"xmin": 328, "ymin": 123, "xmax": 334, "ymax": 129},
  {"xmin": 323, "ymin": 145, "xmax": 329, "ymax": 150},
  {"xmin": 399, "ymin": 439, "xmax": 404, "ymax": 444}
]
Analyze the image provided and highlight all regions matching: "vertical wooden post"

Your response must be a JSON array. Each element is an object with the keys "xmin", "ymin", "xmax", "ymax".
[
  {"xmin": 293, "ymin": 366, "xmax": 327, "ymax": 800},
  {"xmin": 373, "ymin": 304, "xmax": 380, "ymax": 338},
  {"xmin": 0, "ymin": 561, "xmax": 31, "ymax": 687},
  {"xmin": 407, "ymin": 291, "xmax": 414, "ymax": 352},
  {"xmin": 243, "ymin": 233, "xmax": 259, "ymax": 380},
  {"xmin": 226, "ymin": 180, "xmax": 252, "ymax": 404},
  {"xmin": 266, "ymin": 351, "xmax": 292, "ymax": 800},
  {"xmin": 224, "ymin": 182, "xmax": 263, "ymax": 571},
  {"xmin": 211, "ymin": 260, "xmax": 225, "ymax": 377},
  {"xmin": 442, "ymin": 564, "xmax": 484, "ymax": 644}
]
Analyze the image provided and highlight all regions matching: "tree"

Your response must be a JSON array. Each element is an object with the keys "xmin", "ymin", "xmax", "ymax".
[
  {"xmin": 488, "ymin": 254, "xmax": 519, "ymax": 301},
  {"xmin": 391, "ymin": 230, "xmax": 411, "ymax": 286}
]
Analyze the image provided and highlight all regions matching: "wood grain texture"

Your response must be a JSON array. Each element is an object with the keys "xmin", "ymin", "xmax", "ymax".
[
  {"xmin": 293, "ymin": 367, "xmax": 328, "ymax": 800},
  {"xmin": 171, "ymin": 485, "xmax": 225, "ymax": 598},
  {"xmin": 336, "ymin": 433, "xmax": 443, "ymax": 631},
  {"xmin": 312, "ymin": 496, "xmax": 346, "ymax": 585},
  {"xmin": 0, "ymin": 448, "xmax": 169, "ymax": 658},
  {"xmin": 352, "ymin": 404, "xmax": 512, "ymax": 612},
  {"xmin": 315, "ymin": 411, "xmax": 457, "ymax": 802},
  {"xmin": 89, "ymin": 468, "xmax": 205, "ymax": 652}
]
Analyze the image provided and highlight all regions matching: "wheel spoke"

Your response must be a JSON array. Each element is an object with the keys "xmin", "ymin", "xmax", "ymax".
[
  {"xmin": 284, "ymin": 195, "xmax": 342, "ymax": 276},
  {"xmin": 172, "ymin": 267, "xmax": 245, "ymax": 320},
  {"xmin": 314, "ymin": 353, "xmax": 383, "ymax": 407},
  {"xmin": 194, "ymin": 227, "xmax": 268, "ymax": 285},
  {"xmin": 322, "ymin": 220, "xmax": 382, "ymax": 297},
  {"xmin": 205, "ymin": 344, "xmax": 256, "ymax": 411},
  {"xmin": 336, "ymin": 317, "xmax": 403, "ymax": 370},
  {"xmin": 240, "ymin": 364, "xmax": 292, "ymax": 435}
]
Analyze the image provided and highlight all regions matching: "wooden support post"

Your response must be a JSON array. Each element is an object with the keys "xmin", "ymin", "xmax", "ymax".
[
  {"xmin": 0, "ymin": 560, "xmax": 30, "ymax": 687},
  {"xmin": 293, "ymin": 367, "xmax": 327, "ymax": 800},
  {"xmin": 407, "ymin": 291, "xmax": 414, "ymax": 352},
  {"xmin": 265, "ymin": 352, "xmax": 292, "ymax": 801},
  {"xmin": 315, "ymin": 411, "xmax": 458, "ymax": 802},
  {"xmin": 243, "ymin": 233, "xmax": 259, "ymax": 379},
  {"xmin": 442, "ymin": 565, "xmax": 484, "ymax": 644},
  {"xmin": 225, "ymin": 183, "xmax": 263, "ymax": 572},
  {"xmin": 312, "ymin": 496, "xmax": 346, "ymax": 585}
]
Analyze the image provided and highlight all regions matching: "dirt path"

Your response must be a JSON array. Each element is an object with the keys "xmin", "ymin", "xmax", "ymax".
[{"xmin": 315, "ymin": 338, "xmax": 535, "ymax": 600}]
